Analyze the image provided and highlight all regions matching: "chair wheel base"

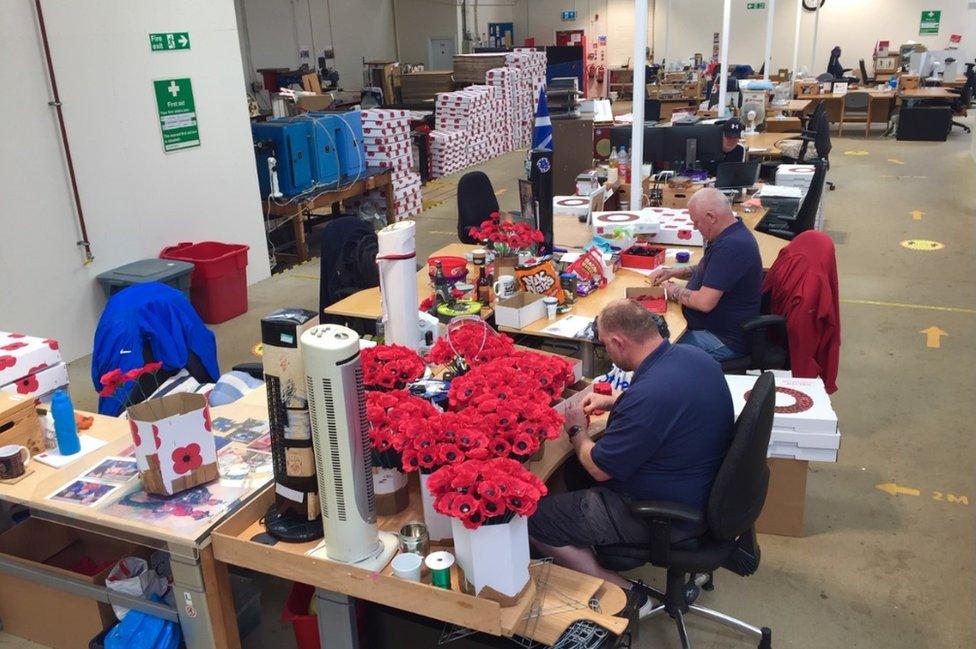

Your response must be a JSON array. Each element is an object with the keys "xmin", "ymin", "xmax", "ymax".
[{"xmin": 758, "ymin": 627, "xmax": 772, "ymax": 649}]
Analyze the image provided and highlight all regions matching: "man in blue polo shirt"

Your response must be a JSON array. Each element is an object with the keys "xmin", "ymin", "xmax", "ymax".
[
  {"xmin": 528, "ymin": 299, "xmax": 735, "ymax": 616},
  {"xmin": 650, "ymin": 187, "xmax": 762, "ymax": 361}
]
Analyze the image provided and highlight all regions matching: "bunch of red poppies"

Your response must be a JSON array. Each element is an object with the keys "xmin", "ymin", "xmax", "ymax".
[
  {"xmin": 467, "ymin": 212, "xmax": 545, "ymax": 256},
  {"xmin": 365, "ymin": 390, "xmax": 439, "ymax": 455},
  {"xmin": 360, "ymin": 344, "xmax": 426, "ymax": 390},
  {"xmin": 427, "ymin": 457, "xmax": 548, "ymax": 529},
  {"xmin": 426, "ymin": 321, "xmax": 515, "ymax": 366},
  {"xmin": 98, "ymin": 362, "xmax": 163, "ymax": 398}
]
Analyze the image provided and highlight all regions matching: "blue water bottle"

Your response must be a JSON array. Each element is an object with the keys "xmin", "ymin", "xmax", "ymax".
[{"xmin": 51, "ymin": 389, "xmax": 81, "ymax": 456}]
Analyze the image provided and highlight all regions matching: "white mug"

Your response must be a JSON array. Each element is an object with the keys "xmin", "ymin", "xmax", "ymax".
[
  {"xmin": 493, "ymin": 275, "xmax": 517, "ymax": 300},
  {"xmin": 391, "ymin": 552, "xmax": 423, "ymax": 581}
]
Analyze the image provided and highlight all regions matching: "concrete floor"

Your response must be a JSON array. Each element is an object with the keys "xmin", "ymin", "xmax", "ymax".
[{"xmin": 10, "ymin": 118, "xmax": 975, "ymax": 648}]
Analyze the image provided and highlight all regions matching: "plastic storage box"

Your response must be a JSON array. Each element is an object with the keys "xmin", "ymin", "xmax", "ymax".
[
  {"xmin": 95, "ymin": 259, "xmax": 194, "ymax": 299},
  {"xmin": 160, "ymin": 242, "xmax": 249, "ymax": 324}
]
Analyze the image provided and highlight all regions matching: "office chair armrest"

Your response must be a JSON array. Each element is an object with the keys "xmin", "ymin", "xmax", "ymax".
[
  {"xmin": 741, "ymin": 314, "xmax": 787, "ymax": 333},
  {"xmin": 628, "ymin": 500, "xmax": 704, "ymax": 526},
  {"xmin": 232, "ymin": 362, "xmax": 264, "ymax": 380},
  {"xmin": 766, "ymin": 227, "xmax": 797, "ymax": 240}
]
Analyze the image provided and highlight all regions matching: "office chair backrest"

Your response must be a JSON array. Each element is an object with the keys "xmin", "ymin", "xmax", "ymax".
[
  {"xmin": 706, "ymin": 372, "xmax": 776, "ymax": 541},
  {"xmin": 844, "ymin": 91, "xmax": 870, "ymax": 110},
  {"xmin": 813, "ymin": 110, "xmax": 832, "ymax": 160},
  {"xmin": 816, "ymin": 73, "xmax": 834, "ymax": 83},
  {"xmin": 859, "ymin": 59, "xmax": 870, "ymax": 84},
  {"xmin": 790, "ymin": 159, "xmax": 827, "ymax": 235},
  {"xmin": 457, "ymin": 171, "xmax": 500, "ymax": 244},
  {"xmin": 644, "ymin": 98, "xmax": 662, "ymax": 122}
]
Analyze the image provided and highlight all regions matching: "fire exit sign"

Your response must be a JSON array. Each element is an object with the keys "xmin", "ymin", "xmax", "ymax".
[
  {"xmin": 149, "ymin": 32, "xmax": 190, "ymax": 51},
  {"xmin": 561, "ymin": 10, "xmax": 577, "ymax": 21},
  {"xmin": 747, "ymin": 2, "xmax": 767, "ymax": 9},
  {"xmin": 919, "ymin": 10, "xmax": 941, "ymax": 35}
]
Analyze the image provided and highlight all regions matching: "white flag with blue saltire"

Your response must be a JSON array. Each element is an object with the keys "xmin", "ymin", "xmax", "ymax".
[{"xmin": 532, "ymin": 87, "xmax": 552, "ymax": 150}]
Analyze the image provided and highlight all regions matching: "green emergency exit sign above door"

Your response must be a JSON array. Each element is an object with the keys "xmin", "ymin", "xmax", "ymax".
[
  {"xmin": 149, "ymin": 32, "xmax": 190, "ymax": 51},
  {"xmin": 919, "ymin": 10, "xmax": 941, "ymax": 35},
  {"xmin": 746, "ymin": 2, "xmax": 767, "ymax": 9}
]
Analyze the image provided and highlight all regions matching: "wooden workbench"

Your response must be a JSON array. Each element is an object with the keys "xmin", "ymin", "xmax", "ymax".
[
  {"xmin": 899, "ymin": 87, "xmax": 959, "ymax": 100},
  {"xmin": 0, "ymin": 391, "xmax": 273, "ymax": 649},
  {"xmin": 264, "ymin": 168, "xmax": 395, "ymax": 264},
  {"xmin": 796, "ymin": 90, "xmax": 895, "ymax": 128},
  {"xmin": 742, "ymin": 131, "xmax": 793, "ymax": 158}
]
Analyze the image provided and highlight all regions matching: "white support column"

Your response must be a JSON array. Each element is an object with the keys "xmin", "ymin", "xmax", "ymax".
[
  {"xmin": 630, "ymin": 0, "xmax": 649, "ymax": 206},
  {"xmin": 791, "ymin": 0, "xmax": 802, "ymax": 80},
  {"xmin": 717, "ymin": 0, "xmax": 732, "ymax": 117},
  {"xmin": 663, "ymin": 0, "xmax": 672, "ymax": 68},
  {"xmin": 811, "ymin": 0, "xmax": 822, "ymax": 70},
  {"xmin": 763, "ymin": 0, "xmax": 776, "ymax": 80}
]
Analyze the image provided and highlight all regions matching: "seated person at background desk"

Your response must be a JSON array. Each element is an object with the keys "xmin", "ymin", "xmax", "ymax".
[
  {"xmin": 648, "ymin": 188, "xmax": 762, "ymax": 362},
  {"xmin": 528, "ymin": 300, "xmax": 735, "ymax": 616},
  {"xmin": 705, "ymin": 118, "xmax": 746, "ymax": 175}
]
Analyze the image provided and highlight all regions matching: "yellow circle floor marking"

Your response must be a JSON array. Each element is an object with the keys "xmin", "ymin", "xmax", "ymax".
[
  {"xmin": 251, "ymin": 342, "xmax": 263, "ymax": 357},
  {"xmin": 901, "ymin": 239, "xmax": 945, "ymax": 251}
]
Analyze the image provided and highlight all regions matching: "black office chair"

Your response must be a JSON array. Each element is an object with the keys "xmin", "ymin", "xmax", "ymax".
[
  {"xmin": 758, "ymin": 158, "xmax": 827, "ymax": 241},
  {"xmin": 794, "ymin": 109, "xmax": 834, "ymax": 191},
  {"xmin": 644, "ymin": 98, "xmax": 663, "ymax": 122},
  {"xmin": 721, "ymin": 294, "xmax": 790, "ymax": 374},
  {"xmin": 595, "ymin": 372, "xmax": 776, "ymax": 649},
  {"xmin": 457, "ymin": 171, "xmax": 499, "ymax": 244},
  {"xmin": 859, "ymin": 59, "xmax": 874, "ymax": 85}
]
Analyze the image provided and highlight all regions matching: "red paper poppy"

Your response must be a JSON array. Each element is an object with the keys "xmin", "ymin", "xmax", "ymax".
[
  {"xmin": 145, "ymin": 361, "xmax": 163, "ymax": 373},
  {"xmin": 123, "ymin": 368, "xmax": 144, "ymax": 383},
  {"xmin": 172, "ymin": 443, "xmax": 203, "ymax": 474},
  {"xmin": 16, "ymin": 374, "xmax": 38, "ymax": 395}
]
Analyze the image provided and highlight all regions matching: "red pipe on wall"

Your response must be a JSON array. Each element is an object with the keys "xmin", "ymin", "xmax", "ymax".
[{"xmin": 34, "ymin": 0, "xmax": 94, "ymax": 263}]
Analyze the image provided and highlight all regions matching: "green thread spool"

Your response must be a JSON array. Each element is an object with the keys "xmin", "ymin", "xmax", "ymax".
[{"xmin": 425, "ymin": 551, "xmax": 455, "ymax": 589}]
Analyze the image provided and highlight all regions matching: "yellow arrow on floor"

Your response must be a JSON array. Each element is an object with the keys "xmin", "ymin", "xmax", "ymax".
[
  {"xmin": 876, "ymin": 482, "xmax": 921, "ymax": 497},
  {"xmin": 911, "ymin": 210, "xmax": 924, "ymax": 221},
  {"xmin": 888, "ymin": 158, "xmax": 905, "ymax": 165},
  {"xmin": 844, "ymin": 150, "xmax": 869, "ymax": 156},
  {"xmin": 919, "ymin": 326, "xmax": 947, "ymax": 348},
  {"xmin": 495, "ymin": 188, "xmax": 508, "ymax": 196}
]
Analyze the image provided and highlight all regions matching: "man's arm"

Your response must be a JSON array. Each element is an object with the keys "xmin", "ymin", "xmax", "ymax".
[
  {"xmin": 571, "ymin": 429, "xmax": 613, "ymax": 482},
  {"xmin": 649, "ymin": 264, "xmax": 696, "ymax": 286},
  {"xmin": 664, "ymin": 281, "xmax": 724, "ymax": 313}
]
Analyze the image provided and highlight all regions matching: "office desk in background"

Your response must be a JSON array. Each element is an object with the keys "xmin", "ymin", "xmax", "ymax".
[{"xmin": 796, "ymin": 91, "xmax": 895, "ymax": 129}]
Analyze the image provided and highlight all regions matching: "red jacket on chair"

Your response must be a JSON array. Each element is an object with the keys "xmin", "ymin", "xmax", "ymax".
[{"xmin": 762, "ymin": 231, "xmax": 841, "ymax": 393}]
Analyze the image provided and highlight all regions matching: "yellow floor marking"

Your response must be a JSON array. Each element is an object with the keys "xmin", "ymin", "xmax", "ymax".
[
  {"xmin": 288, "ymin": 274, "xmax": 319, "ymax": 281},
  {"xmin": 840, "ymin": 299, "xmax": 976, "ymax": 315},
  {"xmin": 900, "ymin": 239, "xmax": 944, "ymax": 251},
  {"xmin": 251, "ymin": 343, "xmax": 263, "ymax": 357},
  {"xmin": 911, "ymin": 210, "xmax": 924, "ymax": 221},
  {"xmin": 844, "ymin": 150, "xmax": 869, "ymax": 156},
  {"xmin": 887, "ymin": 158, "xmax": 905, "ymax": 164},
  {"xmin": 919, "ymin": 326, "xmax": 947, "ymax": 348},
  {"xmin": 495, "ymin": 188, "xmax": 508, "ymax": 196},
  {"xmin": 876, "ymin": 482, "xmax": 920, "ymax": 497}
]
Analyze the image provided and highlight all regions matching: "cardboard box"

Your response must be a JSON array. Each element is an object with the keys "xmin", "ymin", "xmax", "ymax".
[
  {"xmin": 0, "ymin": 361, "xmax": 68, "ymax": 400},
  {"xmin": 899, "ymin": 74, "xmax": 920, "ymax": 90},
  {"xmin": 494, "ymin": 292, "xmax": 547, "ymax": 329},
  {"xmin": 296, "ymin": 94, "xmax": 335, "ymax": 111},
  {"xmin": 662, "ymin": 180, "xmax": 704, "ymax": 209},
  {"xmin": 127, "ymin": 392, "xmax": 219, "ymax": 496},
  {"xmin": 620, "ymin": 244, "xmax": 666, "ymax": 271},
  {"xmin": 616, "ymin": 176, "xmax": 651, "ymax": 209},
  {"xmin": 0, "ymin": 518, "xmax": 140, "ymax": 649},
  {"xmin": 756, "ymin": 458, "xmax": 808, "ymax": 537},
  {"xmin": 625, "ymin": 286, "xmax": 668, "ymax": 314},
  {"xmin": 794, "ymin": 80, "xmax": 819, "ymax": 96},
  {"xmin": 552, "ymin": 379, "xmax": 594, "ymax": 416},
  {"xmin": 0, "ymin": 331, "xmax": 62, "ymax": 389}
]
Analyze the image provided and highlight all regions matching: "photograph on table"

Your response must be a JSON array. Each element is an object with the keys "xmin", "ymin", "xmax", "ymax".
[
  {"xmin": 217, "ymin": 444, "xmax": 273, "ymax": 486},
  {"xmin": 101, "ymin": 482, "xmax": 248, "ymax": 532},
  {"xmin": 48, "ymin": 479, "xmax": 119, "ymax": 506},
  {"xmin": 246, "ymin": 432, "xmax": 272, "ymax": 452},
  {"xmin": 81, "ymin": 456, "xmax": 139, "ymax": 484}
]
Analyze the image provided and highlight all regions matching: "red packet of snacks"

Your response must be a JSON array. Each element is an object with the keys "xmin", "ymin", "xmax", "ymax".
[{"xmin": 566, "ymin": 249, "xmax": 609, "ymax": 288}]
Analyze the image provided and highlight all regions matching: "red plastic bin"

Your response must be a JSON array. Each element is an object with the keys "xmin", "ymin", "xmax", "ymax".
[
  {"xmin": 283, "ymin": 582, "xmax": 320, "ymax": 649},
  {"xmin": 160, "ymin": 241, "xmax": 249, "ymax": 324}
]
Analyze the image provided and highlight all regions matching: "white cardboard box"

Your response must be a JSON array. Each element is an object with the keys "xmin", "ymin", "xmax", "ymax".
[
  {"xmin": 0, "ymin": 331, "xmax": 63, "ymax": 387},
  {"xmin": 494, "ymin": 292, "xmax": 547, "ymax": 329},
  {"xmin": 643, "ymin": 208, "xmax": 705, "ymax": 246},
  {"xmin": 592, "ymin": 210, "xmax": 661, "ymax": 236},
  {"xmin": 726, "ymin": 374, "xmax": 838, "ymax": 437},
  {"xmin": 0, "ymin": 361, "xmax": 68, "ymax": 400}
]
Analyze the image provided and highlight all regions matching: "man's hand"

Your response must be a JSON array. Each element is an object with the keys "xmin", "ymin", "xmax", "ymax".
[
  {"xmin": 582, "ymin": 392, "xmax": 616, "ymax": 416},
  {"xmin": 647, "ymin": 267, "xmax": 681, "ymax": 286},
  {"xmin": 563, "ymin": 403, "xmax": 588, "ymax": 440}
]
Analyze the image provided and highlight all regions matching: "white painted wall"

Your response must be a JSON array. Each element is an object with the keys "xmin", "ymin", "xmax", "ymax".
[
  {"xmin": 511, "ymin": 0, "xmax": 653, "ymax": 67},
  {"xmin": 1, "ymin": 0, "xmax": 270, "ymax": 362},
  {"xmin": 654, "ymin": 0, "xmax": 972, "ymax": 75},
  {"xmin": 237, "ymin": 0, "xmax": 396, "ymax": 92},
  {"xmin": 395, "ymin": 0, "xmax": 459, "ymax": 66}
]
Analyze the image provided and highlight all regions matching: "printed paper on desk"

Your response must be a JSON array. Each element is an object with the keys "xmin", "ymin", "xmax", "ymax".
[{"xmin": 541, "ymin": 315, "xmax": 595, "ymax": 339}]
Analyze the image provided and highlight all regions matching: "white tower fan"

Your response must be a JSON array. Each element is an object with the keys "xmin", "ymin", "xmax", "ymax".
[{"xmin": 301, "ymin": 324, "xmax": 397, "ymax": 570}]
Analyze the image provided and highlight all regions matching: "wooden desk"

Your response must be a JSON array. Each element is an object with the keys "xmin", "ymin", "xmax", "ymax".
[
  {"xmin": 772, "ymin": 99, "xmax": 812, "ymax": 115},
  {"xmin": 0, "ymin": 390, "xmax": 273, "ymax": 649},
  {"xmin": 656, "ymin": 97, "xmax": 702, "ymax": 120},
  {"xmin": 264, "ymin": 168, "xmax": 395, "ymax": 264},
  {"xmin": 764, "ymin": 116, "xmax": 803, "ymax": 133},
  {"xmin": 899, "ymin": 87, "xmax": 958, "ymax": 100},
  {"xmin": 742, "ymin": 131, "xmax": 791, "ymax": 158}
]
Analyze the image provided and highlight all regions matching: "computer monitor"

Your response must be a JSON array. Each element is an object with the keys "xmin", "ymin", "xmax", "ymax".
[
  {"xmin": 715, "ymin": 161, "xmax": 760, "ymax": 190},
  {"xmin": 610, "ymin": 125, "xmax": 667, "ymax": 165},
  {"xmin": 664, "ymin": 124, "xmax": 724, "ymax": 169}
]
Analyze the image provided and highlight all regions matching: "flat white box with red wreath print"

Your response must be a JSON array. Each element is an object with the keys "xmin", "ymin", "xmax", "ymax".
[
  {"xmin": 725, "ymin": 375, "xmax": 840, "ymax": 461},
  {"xmin": 0, "ymin": 331, "xmax": 64, "ymax": 394},
  {"xmin": 127, "ymin": 392, "xmax": 219, "ymax": 496}
]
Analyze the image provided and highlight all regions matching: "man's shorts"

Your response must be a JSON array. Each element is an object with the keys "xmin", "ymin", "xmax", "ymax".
[{"xmin": 528, "ymin": 486, "xmax": 651, "ymax": 548}]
